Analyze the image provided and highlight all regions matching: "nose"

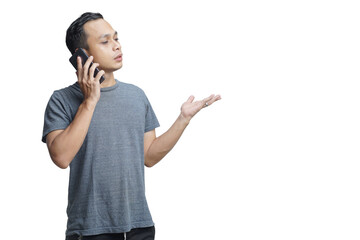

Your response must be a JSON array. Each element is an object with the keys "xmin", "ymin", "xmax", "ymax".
[{"xmin": 113, "ymin": 40, "xmax": 121, "ymax": 51}]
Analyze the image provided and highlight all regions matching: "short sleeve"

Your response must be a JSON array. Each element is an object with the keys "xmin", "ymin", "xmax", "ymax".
[
  {"xmin": 144, "ymin": 95, "xmax": 160, "ymax": 133},
  {"xmin": 42, "ymin": 91, "xmax": 71, "ymax": 143}
]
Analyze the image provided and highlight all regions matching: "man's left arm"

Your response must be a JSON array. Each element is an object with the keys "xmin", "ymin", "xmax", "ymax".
[{"xmin": 144, "ymin": 94, "xmax": 221, "ymax": 167}]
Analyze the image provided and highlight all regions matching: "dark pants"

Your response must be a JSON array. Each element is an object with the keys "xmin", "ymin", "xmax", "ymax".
[{"xmin": 66, "ymin": 226, "xmax": 155, "ymax": 240}]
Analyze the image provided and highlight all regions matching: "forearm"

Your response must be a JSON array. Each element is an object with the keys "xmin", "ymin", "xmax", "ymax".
[
  {"xmin": 48, "ymin": 101, "xmax": 96, "ymax": 168},
  {"xmin": 145, "ymin": 114, "xmax": 189, "ymax": 167}
]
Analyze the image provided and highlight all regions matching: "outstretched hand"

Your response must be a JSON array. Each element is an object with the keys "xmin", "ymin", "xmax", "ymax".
[{"xmin": 180, "ymin": 94, "xmax": 221, "ymax": 124}]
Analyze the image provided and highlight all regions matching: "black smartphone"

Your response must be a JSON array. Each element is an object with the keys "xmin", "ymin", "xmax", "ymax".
[{"xmin": 69, "ymin": 48, "xmax": 105, "ymax": 84}]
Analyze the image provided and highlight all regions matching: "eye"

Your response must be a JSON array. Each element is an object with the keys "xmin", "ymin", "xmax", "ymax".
[
  {"xmin": 102, "ymin": 41, "xmax": 108, "ymax": 44},
  {"xmin": 114, "ymin": 38, "xmax": 119, "ymax": 41}
]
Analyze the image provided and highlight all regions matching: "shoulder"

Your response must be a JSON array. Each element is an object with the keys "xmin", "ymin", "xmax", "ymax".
[
  {"xmin": 50, "ymin": 83, "xmax": 82, "ymax": 103},
  {"xmin": 46, "ymin": 83, "xmax": 82, "ymax": 114}
]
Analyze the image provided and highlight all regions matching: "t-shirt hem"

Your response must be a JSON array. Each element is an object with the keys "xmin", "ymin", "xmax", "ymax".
[
  {"xmin": 145, "ymin": 123, "xmax": 160, "ymax": 133},
  {"xmin": 66, "ymin": 221, "xmax": 155, "ymax": 237},
  {"xmin": 42, "ymin": 125, "xmax": 68, "ymax": 143}
]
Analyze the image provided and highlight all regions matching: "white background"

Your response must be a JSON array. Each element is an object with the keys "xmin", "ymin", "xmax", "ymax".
[{"xmin": 0, "ymin": 0, "xmax": 359, "ymax": 239}]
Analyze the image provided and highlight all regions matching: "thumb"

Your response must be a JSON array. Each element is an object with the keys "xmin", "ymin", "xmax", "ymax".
[{"xmin": 186, "ymin": 95, "xmax": 195, "ymax": 103}]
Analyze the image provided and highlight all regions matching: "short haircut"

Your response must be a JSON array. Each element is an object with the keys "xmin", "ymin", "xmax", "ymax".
[{"xmin": 66, "ymin": 12, "xmax": 103, "ymax": 54}]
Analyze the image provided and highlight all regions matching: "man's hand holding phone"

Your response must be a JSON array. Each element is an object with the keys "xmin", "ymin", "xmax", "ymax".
[{"xmin": 77, "ymin": 55, "xmax": 105, "ymax": 109}]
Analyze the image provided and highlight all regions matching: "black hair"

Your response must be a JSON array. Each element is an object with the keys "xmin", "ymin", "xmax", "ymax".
[{"xmin": 66, "ymin": 12, "xmax": 103, "ymax": 54}]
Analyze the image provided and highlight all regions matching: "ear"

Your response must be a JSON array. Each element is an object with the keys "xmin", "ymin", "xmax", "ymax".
[{"xmin": 82, "ymin": 48, "xmax": 91, "ymax": 56}]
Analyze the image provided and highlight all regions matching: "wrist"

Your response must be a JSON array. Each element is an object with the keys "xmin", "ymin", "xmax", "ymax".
[
  {"xmin": 82, "ymin": 99, "xmax": 97, "ymax": 111},
  {"xmin": 178, "ymin": 113, "xmax": 191, "ymax": 126}
]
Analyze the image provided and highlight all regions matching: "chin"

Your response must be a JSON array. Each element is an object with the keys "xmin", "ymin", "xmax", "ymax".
[
  {"xmin": 114, "ymin": 64, "xmax": 123, "ymax": 71},
  {"xmin": 113, "ymin": 62, "xmax": 123, "ymax": 70},
  {"xmin": 104, "ymin": 64, "xmax": 123, "ymax": 72}
]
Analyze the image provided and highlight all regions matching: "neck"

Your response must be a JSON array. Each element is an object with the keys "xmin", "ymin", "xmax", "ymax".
[{"xmin": 100, "ymin": 72, "xmax": 116, "ymax": 88}]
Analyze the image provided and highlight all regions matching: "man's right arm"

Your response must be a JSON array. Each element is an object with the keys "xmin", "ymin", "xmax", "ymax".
[
  {"xmin": 46, "ymin": 56, "xmax": 103, "ymax": 169},
  {"xmin": 46, "ymin": 101, "xmax": 96, "ymax": 169}
]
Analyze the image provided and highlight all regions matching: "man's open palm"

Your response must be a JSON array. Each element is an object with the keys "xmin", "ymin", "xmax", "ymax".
[{"xmin": 180, "ymin": 94, "xmax": 221, "ymax": 123}]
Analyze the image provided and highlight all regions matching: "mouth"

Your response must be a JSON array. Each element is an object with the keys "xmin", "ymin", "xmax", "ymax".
[{"xmin": 114, "ymin": 53, "xmax": 123, "ymax": 61}]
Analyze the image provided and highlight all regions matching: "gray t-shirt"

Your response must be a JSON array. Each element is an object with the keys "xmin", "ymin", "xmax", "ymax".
[{"xmin": 42, "ymin": 80, "xmax": 160, "ymax": 237}]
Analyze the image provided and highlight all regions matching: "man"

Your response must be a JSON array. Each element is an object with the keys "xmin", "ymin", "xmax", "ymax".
[{"xmin": 42, "ymin": 12, "xmax": 221, "ymax": 240}]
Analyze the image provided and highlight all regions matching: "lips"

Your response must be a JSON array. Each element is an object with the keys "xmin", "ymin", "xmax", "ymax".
[{"xmin": 114, "ymin": 53, "xmax": 123, "ymax": 61}]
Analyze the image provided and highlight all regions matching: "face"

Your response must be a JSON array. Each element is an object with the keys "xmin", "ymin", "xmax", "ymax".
[{"xmin": 83, "ymin": 19, "xmax": 122, "ymax": 72}]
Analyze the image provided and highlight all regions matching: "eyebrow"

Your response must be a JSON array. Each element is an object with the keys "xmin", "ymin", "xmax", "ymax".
[{"xmin": 99, "ymin": 31, "xmax": 118, "ymax": 39}]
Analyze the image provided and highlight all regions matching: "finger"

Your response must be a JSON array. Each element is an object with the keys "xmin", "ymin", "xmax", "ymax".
[
  {"xmin": 207, "ymin": 94, "xmax": 222, "ymax": 106},
  {"xmin": 83, "ymin": 56, "xmax": 93, "ymax": 79},
  {"xmin": 76, "ymin": 56, "xmax": 83, "ymax": 82},
  {"xmin": 94, "ymin": 70, "xmax": 105, "ymax": 83},
  {"xmin": 186, "ymin": 95, "xmax": 195, "ymax": 103},
  {"xmin": 77, "ymin": 56, "xmax": 83, "ymax": 72},
  {"xmin": 89, "ymin": 63, "xmax": 100, "ymax": 81},
  {"xmin": 202, "ymin": 94, "xmax": 215, "ymax": 105},
  {"xmin": 202, "ymin": 94, "xmax": 222, "ymax": 108}
]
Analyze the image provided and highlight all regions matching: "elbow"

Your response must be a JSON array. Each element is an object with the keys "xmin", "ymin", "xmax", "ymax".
[
  {"xmin": 145, "ymin": 160, "xmax": 155, "ymax": 168},
  {"xmin": 144, "ymin": 156, "xmax": 158, "ymax": 168},
  {"xmin": 50, "ymin": 154, "xmax": 70, "ymax": 169},
  {"xmin": 47, "ymin": 138, "xmax": 71, "ymax": 169},
  {"xmin": 145, "ymin": 151, "xmax": 167, "ymax": 168},
  {"xmin": 56, "ymin": 162, "xmax": 69, "ymax": 169}
]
